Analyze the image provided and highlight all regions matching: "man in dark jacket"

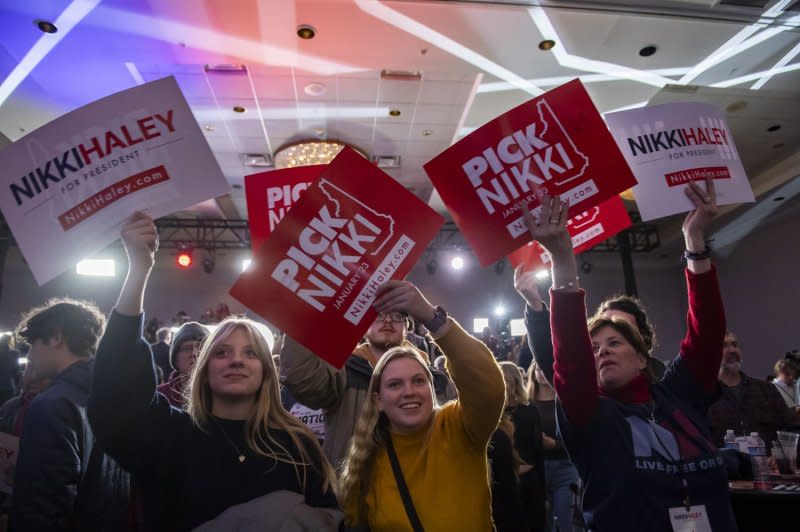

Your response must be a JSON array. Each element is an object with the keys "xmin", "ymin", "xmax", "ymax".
[{"xmin": 9, "ymin": 298, "xmax": 130, "ymax": 531}]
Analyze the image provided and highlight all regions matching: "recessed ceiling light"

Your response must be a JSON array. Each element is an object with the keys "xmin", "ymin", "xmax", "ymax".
[
  {"xmin": 767, "ymin": 124, "xmax": 781, "ymax": 132},
  {"xmin": 421, "ymin": 48, "xmax": 428, "ymax": 55},
  {"xmin": 422, "ymin": 129, "xmax": 432, "ymax": 136},
  {"xmin": 233, "ymin": 106, "xmax": 246, "ymax": 113},
  {"xmin": 774, "ymin": 196, "xmax": 785, "ymax": 201},
  {"xmin": 538, "ymin": 39, "xmax": 556, "ymax": 51},
  {"xmin": 34, "ymin": 19, "xmax": 58, "ymax": 34},
  {"xmin": 639, "ymin": 45, "xmax": 657, "ymax": 57},
  {"xmin": 297, "ymin": 25, "xmax": 316, "ymax": 39},
  {"xmin": 725, "ymin": 101, "xmax": 748, "ymax": 113},
  {"xmin": 389, "ymin": 109, "xmax": 401, "ymax": 117},
  {"xmin": 203, "ymin": 124, "xmax": 215, "ymax": 132},
  {"xmin": 304, "ymin": 82, "xmax": 327, "ymax": 96}
]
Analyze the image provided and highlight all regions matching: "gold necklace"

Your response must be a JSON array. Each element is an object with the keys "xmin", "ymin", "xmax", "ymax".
[{"xmin": 213, "ymin": 418, "xmax": 246, "ymax": 463}]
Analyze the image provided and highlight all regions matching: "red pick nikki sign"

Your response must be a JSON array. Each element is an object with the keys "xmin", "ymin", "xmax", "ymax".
[
  {"xmin": 508, "ymin": 195, "xmax": 632, "ymax": 271},
  {"xmin": 245, "ymin": 165, "xmax": 323, "ymax": 251},
  {"xmin": 424, "ymin": 79, "xmax": 637, "ymax": 267},
  {"xmin": 230, "ymin": 148, "xmax": 444, "ymax": 368}
]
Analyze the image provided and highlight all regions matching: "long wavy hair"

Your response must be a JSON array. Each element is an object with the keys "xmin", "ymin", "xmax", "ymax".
[
  {"xmin": 339, "ymin": 346, "xmax": 435, "ymax": 526},
  {"xmin": 499, "ymin": 361, "xmax": 529, "ymax": 406},
  {"xmin": 186, "ymin": 317, "xmax": 335, "ymax": 493}
]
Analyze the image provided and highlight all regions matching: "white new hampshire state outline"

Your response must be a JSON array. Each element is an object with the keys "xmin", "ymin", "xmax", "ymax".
[
  {"xmin": 536, "ymin": 99, "xmax": 590, "ymax": 187},
  {"xmin": 317, "ymin": 178, "xmax": 395, "ymax": 256}
]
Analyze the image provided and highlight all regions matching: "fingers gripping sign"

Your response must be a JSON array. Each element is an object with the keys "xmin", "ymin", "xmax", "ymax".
[
  {"xmin": 373, "ymin": 280, "xmax": 438, "ymax": 330},
  {"xmin": 121, "ymin": 211, "xmax": 159, "ymax": 270},
  {"xmin": 514, "ymin": 264, "xmax": 544, "ymax": 309}
]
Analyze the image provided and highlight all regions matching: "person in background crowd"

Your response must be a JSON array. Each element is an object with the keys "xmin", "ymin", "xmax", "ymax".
[
  {"xmin": 156, "ymin": 321, "xmax": 209, "ymax": 408},
  {"xmin": 433, "ymin": 355, "xmax": 458, "ymax": 403},
  {"xmin": 0, "ymin": 335, "xmax": 20, "ymax": 406},
  {"xmin": 708, "ymin": 332, "xmax": 794, "ymax": 446},
  {"xmin": 89, "ymin": 212, "xmax": 340, "ymax": 531},
  {"xmin": 772, "ymin": 357, "xmax": 800, "ymax": 412},
  {"xmin": 528, "ymin": 360, "xmax": 579, "ymax": 532},
  {"xmin": 144, "ymin": 317, "xmax": 161, "ymax": 344},
  {"xmin": 150, "ymin": 327, "xmax": 172, "ymax": 383},
  {"xmin": 481, "ymin": 326, "xmax": 502, "ymax": 360},
  {"xmin": 488, "ymin": 416, "xmax": 527, "ymax": 532},
  {"xmin": 10, "ymin": 298, "xmax": 131, "ymax": 531},
  {"xmin": 281, "ymin": 298, "xmax": 441, "ymax": 467},
  {"xmin": 339, "ymin": 280, "xmax": 505, "ymax": 530},
  {"xmin": 499, "ymin": 361, "xmax": 546, "ymax": 532},
  {"xmin": 523, "ymin": 179, "xmax": 737, "ymax": 530},
  {"xmin": 0, "ymin": 364, "xmax": 51, "ymax": 437}
]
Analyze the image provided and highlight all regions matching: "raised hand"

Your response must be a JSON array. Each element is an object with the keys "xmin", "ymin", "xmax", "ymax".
[
  {"xmin": 682, "ymin": 176, "xmax": 718, "ymax": 251},
  {"xmin": 121, "ymin": 211, "xmax": 158, "ymax": 271},
  {"xmin": 373, "ymin": 280, "xmax": 436, "ymax": 325},
  {"xmin": 514, "ymin": 264, "xmax": 545, "ymax": 310},
  {"xmin": 520, "ymin": 195, "xmax": 572, "ymax": 258},
  {"xmin": 520, "ymin": 194, "xmax": 579, "ymax": 291}
]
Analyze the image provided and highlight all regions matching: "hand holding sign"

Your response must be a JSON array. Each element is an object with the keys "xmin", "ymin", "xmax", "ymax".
[
  {"xmin": 521, "ymin": 195, "xmax": 580, "ymax": 292},
  {"xmin": 682, "ymin": 177, "xmax": 718, "ymax": 249},
  {"xmin": 121, "ymin": 211, "xmax": 159, "ymax": 270},
  {"xmin": 373, "ymin": 280, "xmax": 437, "ymax": 326},
  {"xmin": 681, "ymin": 177, "xmax": 718, "ymax": 275},
  {"xmin": 513, "ymin": 265, "xmax": 545, "ymax": 310}
]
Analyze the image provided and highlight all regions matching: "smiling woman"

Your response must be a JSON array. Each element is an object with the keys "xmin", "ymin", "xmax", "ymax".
[{"xmin": 339, "ymin": 307, "xmax": 505, "ymax": 530}]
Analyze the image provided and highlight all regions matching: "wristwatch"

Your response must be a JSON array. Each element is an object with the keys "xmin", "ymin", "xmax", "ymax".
[{"xmin": 423, "ymin": 305, "xmax": 448, "ymax": 333}]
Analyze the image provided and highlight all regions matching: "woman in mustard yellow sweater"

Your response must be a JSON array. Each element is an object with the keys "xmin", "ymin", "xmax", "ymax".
[{"xmin": 340, "ymin": 280, "xmax": 506, "ymax": 531}]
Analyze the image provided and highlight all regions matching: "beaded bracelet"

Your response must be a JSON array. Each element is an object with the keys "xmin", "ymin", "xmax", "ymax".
[{"xmin": 683, "ymin": 245, "xmax": 711, "ymax": 261}]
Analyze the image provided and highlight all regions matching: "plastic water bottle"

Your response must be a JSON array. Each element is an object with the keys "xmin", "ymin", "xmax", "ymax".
[
  {"xmin": 723, "ymin": 429, "xmax": 737, "ymax": 450},
  {"xmin": 747, "ymin": 432, "xmax": 770, "ymax": 489}
]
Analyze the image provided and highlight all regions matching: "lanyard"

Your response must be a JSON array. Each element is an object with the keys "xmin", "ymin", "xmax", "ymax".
[{"xmin": 646, "ymin": 401, "xmax": 711, "ymax": 513}]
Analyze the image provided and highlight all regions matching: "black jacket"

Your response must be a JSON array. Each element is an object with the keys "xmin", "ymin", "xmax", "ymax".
[{"xmin": 10, "ymin": 359, "xmax": 131, "ymax": 531}]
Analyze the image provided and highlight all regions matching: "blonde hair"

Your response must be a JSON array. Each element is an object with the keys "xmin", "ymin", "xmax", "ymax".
[
  {"xmin": 499, "ymin": 361, "xmax": 529, "ymax": 405},
  {"xmin": 186, "ymin": 317, "xmax": 335, "ymax": 493},
  {"xmin": 339, "ymin": 346, "xmax": 434, "ymax": 526}
]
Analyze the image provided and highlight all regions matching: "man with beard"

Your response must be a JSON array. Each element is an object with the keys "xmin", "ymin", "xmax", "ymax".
[
  {"xmin": 281, "ymin": 284, "xmax": 447, "ymax": 467},
  {"xmin": 708, "ymin": 331, "xmax": 793, "ymax": 446}
]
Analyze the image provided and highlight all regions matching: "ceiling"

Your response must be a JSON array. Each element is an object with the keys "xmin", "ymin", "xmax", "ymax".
[{"xmin": 1, "ymin": 0, "xmax": 799, "ymax": 252}]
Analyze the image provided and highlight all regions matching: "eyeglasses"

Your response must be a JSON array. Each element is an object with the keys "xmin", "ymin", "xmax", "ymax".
[{"xmin": 375, "ymin": 312, "xmax": 405, "ymax": 324}]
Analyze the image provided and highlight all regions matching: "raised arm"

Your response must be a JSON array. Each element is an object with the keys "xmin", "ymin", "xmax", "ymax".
[
  {"xmin": 280, "ymin": 337, "xmax": 346, "ymax": 411},
  {"xmin": 515, "ymin": 265, "xmax": 555, "ymax": 384},
  {"xmin": 677, "ymin": 177, "xmax": 725, "ymax": 394},
  {"xmin": 521, "ymin": 197, "xmax": 598, "ymax": 425},
  {"xmin": 374, "ymin": 281, "xmax": 505, "ymax": 447},
  {"xmin": 88, "ymin": 213, "xmax": 179, "ymax": 474}
]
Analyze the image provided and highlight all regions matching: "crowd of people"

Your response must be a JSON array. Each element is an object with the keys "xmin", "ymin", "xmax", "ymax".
[{"xmin": 0, "ymin": 177, "xmax": 798, "ymax": 531}]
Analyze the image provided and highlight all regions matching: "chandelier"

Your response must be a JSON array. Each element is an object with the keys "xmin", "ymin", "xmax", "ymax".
[{"xmin": 273, "ymin": 140, "xmax": 367, "ymax": 169}]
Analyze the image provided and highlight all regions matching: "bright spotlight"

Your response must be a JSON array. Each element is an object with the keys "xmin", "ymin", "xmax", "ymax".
[
  {"xmin": 493, "ymin": 304, "xmax": 507, "ymax": 317},
  {"xmin": 176, "ymin": 250, "xmax": 193, "ymax": 269},
  {"xmin": 451, "ymin": 256, "xmax": 465, "ymax": 270},
  {"xmin": 76, "ymin": 259, "xmax": 115, "ymax": 277},
  {"xmin": 242, "ymin": 259, "xmax": 252, "ymax": 272},
  {"xmin": 535, "ymin": 269, "xmax": 550, "ymax": 280}
]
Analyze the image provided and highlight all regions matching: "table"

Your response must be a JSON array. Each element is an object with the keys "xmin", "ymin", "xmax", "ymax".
[{"xmin": 729, "ymin": 479, "xmax": 800, "ymax": 530}]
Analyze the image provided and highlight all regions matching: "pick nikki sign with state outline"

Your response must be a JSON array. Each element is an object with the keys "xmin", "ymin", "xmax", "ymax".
[
  {"xmin": 230, "ymin": 147, "xmax": 444, "ymax": 369},
  {"xmin": 424, "ymin": 79, "xmax": 637, "ymax": 267}
]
